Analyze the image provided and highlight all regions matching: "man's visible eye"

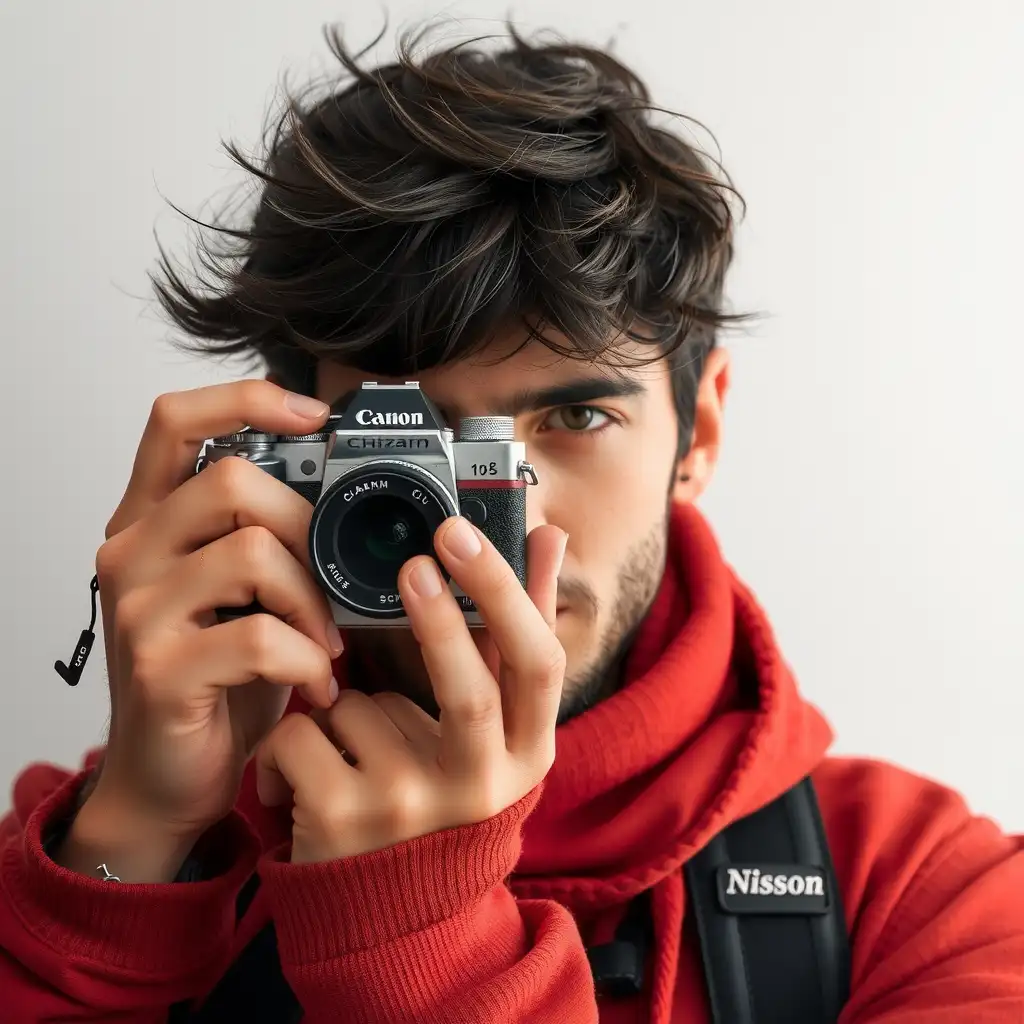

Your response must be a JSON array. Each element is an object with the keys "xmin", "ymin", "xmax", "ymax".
[{"xmin": 541, "ymin": 405, "xmax": 615, "ymax": 433}]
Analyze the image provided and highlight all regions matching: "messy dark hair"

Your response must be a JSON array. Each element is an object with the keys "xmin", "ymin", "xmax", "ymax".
[{"xmin": 153, "ymin": 24, "xmax": 747, "ymax": 456}]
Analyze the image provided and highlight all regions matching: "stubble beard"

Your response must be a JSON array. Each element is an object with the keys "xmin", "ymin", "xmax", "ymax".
[{"xmin": 554, "ymin": 514, "xmax": 669, "ymax": 724}]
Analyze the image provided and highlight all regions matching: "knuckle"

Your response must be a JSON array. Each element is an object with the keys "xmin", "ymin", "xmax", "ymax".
[
  {"xmin": 241, "ymin": 613, "xmax": 282, "ymax": 666},
  {"xmin": 381, "ymin": 774, "xmax": 427, "ymax": 829},
  {"xmin": 128, "ymin": 637, "xmax": 167, "ymax": 693},
  {"xmin": 449, "ymin": 691, "xmax": 499, "ymax": 732},
  {"xmin": 232, "ymin": 524, "xmax": 278, "ymax": 567},
  {"xmin": 111, "ymin": 585, "xmax": 148, "ymax": 638},
  {"xmin": 209, "ymin": 452, "xmax": 258, "ymax": 500},
  {"xmin": 239, "ymin": 378, "xmax": 274, "ymax": 407},
  {"xmin": 149, "ymin": 392, "xmax": 184, "ymax": 432},
  {"xmin": 544, "ymin": 641, "xmax": 568, "ymax": 677},
  {"xmin": 95, "ymin": 537, "xmax": 124, "ymax": 586},
  {"xmin": 527, "ymin": 642, "xmax": 566, "ymax": 687}
]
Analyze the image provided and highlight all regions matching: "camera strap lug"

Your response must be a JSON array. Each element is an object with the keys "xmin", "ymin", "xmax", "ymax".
[{"xmin": 517, "ymin": 461, "xmax": 539, "ymax": 485}]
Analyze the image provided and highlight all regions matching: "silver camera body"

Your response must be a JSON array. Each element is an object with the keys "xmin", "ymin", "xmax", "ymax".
[{"xmin": 197, "ymin": 381, "xmax": 537, "ymax": 627}]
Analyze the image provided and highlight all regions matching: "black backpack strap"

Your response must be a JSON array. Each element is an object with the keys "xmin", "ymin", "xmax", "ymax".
[{"xmin": 683, "ymin": 775, "xmax": 850, "ymax": 1024}]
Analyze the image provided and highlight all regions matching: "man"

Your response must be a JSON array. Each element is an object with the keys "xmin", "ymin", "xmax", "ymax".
[{"xmin": 1, "ymin": 25, "xmax": 1021, "ymax": 1023}]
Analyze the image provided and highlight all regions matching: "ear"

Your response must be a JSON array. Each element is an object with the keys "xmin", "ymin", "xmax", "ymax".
[{"xmin": 674, "ymin": 346, "xmax": 731, "ymax": 503}]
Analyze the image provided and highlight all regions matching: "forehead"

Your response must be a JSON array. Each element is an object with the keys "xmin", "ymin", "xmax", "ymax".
[{"xmin": 317, "ymin": 338, "xmax": 663, "ymax": 416}]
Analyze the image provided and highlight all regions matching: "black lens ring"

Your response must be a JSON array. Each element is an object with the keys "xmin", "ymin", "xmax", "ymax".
[{"xmin": 309, "ymin": 461, "xmax": 456, "ymax": 618}]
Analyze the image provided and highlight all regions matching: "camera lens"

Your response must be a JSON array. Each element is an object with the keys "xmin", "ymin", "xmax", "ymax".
[
  {"xmin": 309, "ymin": 463, "xmax": 456, "ymax": 617},
  {"xmin": 336, "ymin": 495, "xmax": 432, "ymax": 591}
]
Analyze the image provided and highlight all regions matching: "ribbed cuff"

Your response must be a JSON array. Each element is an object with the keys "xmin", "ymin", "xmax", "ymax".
[
  {"xmin": 0, "ymin": 769, "xmax": 260, "ymax": 976},
  {"xmin": 261, "ymin": 786, "xmax": 542, "ymax": 965}
]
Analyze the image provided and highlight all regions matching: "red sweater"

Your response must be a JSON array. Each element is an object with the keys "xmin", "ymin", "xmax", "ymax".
[{"xmin": 1, "ymin": 503, "xmax": 1022, "ymax": 1022}]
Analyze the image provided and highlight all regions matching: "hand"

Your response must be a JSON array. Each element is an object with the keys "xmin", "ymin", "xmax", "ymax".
[
  {"xmin": 64, "ymin": 381, "xmax": 342, "ymax": 878},
  {"xmin": 255, "ymin": 517, "xmax": 568, "ymax": 863}
]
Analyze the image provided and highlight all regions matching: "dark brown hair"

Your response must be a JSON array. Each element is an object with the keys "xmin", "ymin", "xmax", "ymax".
[{"xmin": 153, "ymin": 24, "xmax": 747, "ymax": 455}]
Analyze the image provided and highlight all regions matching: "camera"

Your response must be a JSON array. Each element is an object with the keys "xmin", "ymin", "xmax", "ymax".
[{"xmin": 196, "ymin": 381, "xmax": 538, "ymax": 627}]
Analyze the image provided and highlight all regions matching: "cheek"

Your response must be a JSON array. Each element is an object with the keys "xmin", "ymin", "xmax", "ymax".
[{"xmin": 534, "ymin": 434, "xmax": 672, "ymax": 569}]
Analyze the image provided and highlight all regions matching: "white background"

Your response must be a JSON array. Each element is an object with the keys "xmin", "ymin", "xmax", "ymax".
[{"xmin": 1, "ymin": 1, "xmax": 1021, "ymax": 830}]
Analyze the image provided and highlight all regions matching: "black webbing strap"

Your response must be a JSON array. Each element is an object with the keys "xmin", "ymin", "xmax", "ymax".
[
  {"xmin": 586, "ymin": 889, "xmax": 653, "ymax": 998},
  {"xmin": 683, "ymin": 775, "xmax": 850, "ymax": 1023}
]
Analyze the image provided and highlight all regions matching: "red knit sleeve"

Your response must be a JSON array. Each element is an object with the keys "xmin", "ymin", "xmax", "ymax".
[
  {"xmin": 0, "ymin": 759, "xmax": 261, "ymax": 1022},
  {"xmin": 815, "ymin": 758, "xmax": 1024, "ymax": 1024},
  {"xmin": 258, "ymin": 787, "xmax": 599, "ymax": 1023}
]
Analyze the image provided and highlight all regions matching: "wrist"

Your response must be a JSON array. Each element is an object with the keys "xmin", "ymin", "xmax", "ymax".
[{"xmin": 52, "ymin": 782, "xmax": 205, "ymax": 883}]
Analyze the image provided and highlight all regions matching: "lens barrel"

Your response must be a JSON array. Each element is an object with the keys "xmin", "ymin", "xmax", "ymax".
[{"xmin": 309, "ymin": 462, "xmax": 456, "ymax": 617}]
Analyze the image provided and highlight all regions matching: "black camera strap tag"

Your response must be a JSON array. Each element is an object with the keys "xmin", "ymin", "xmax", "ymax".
[{"xmin": 55, "ymin": 575, "xmax": 100, "ymax": 686}]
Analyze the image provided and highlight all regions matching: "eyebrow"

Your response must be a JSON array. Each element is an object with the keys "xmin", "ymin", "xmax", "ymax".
[{"xmin": 481, "ymin": 375, "xmax": 648, "ymax": 418}]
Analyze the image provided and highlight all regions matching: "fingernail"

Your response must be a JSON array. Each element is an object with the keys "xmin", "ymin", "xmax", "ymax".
[
  {"xmin": 557, "ymin": 532, "xmax": 569, "ymax": 573},
  {"xmin": 409, "ymin": 558, "xmax": 444, "ymax": 598},
  {"xmin": 284, "ymin": 392, "xmax": 330, "ymax": 418},
  {"xmin": 443, "ymin": 517, "xmax": 482, "ymax": 560},
  {"xmin": 328, "ymin": 676, "xmax": 340, "ymax": 703},
  {"xmin": 325, "ymin": 621, "xmax": 344, "ymax": 656}
]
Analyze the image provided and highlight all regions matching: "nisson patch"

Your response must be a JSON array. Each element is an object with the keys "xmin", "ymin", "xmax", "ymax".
[{"xmin": 716, "ymin": 863, "xmax": 830, "ymax": 915}]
